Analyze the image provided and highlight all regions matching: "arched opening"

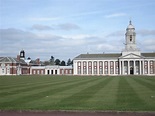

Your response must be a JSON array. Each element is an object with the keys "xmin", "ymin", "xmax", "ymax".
[{"xmin": 130, "ymin": 67, "xmax": 134, "ymax": 74}]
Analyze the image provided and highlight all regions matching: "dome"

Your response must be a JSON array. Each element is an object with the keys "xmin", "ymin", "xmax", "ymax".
[{"xmin": 127, "ymin": 20, "xmax": 135, "ymax": 29}]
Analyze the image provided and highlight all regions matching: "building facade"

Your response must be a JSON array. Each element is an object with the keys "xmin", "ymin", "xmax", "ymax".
[
  {"xmin": 0, "ymin": 51, "xmax": 73, "ymax": 75},
  {"xmin": 30, "ymin": 65, "xmax": 73, "ymax": 75},
  {"xmin": 73, "ymin": 21, "xmax": 155, "ymax": 75},
  {"xmin": 1, "ymin": 21, "xmax": 155, "ymax": 76},
  {"xmin": 0, "ymin": 56, "xmax": 29, "ymax": 75}
]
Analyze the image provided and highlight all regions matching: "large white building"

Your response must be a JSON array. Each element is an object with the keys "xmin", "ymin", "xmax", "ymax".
[{"xmin": 73, "ymin": 21, "xmax": 155, "ymax": 75}]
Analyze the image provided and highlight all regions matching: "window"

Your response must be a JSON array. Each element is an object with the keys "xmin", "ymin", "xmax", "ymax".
[
  {"xmin": 1, "ymin": 63, "xmax": 5, "ymax": 68},
  {"xmin": 83, "ymin": 61, "xmax": 87, "ymax": 66},
  {"xmin": 78, "ymin": 62, "xmax": 81, "ymax": 66},
  {"xmin": 88, "ymin": 61, "xmax": 92, "ymax": 66},
  {"xmin": 144, "ymin": 61, "xmax": 148, "ymax": 74},
  {"xmin": 41, "ymin": 70, "xmax": 44, "ymax": 74},
  {"xmin": 33, "ymin": 70, "xmax": 36, "ymax": 74},
  {"xmin": 93, "ymin": 61, "xmax": 97, "ymax": 74},
  {"xmin": 150, "ymin": 61, "xmax": 154, "ymax": 74},
  {"xmin": 2, "ymin": 69, "xmax": 5, "ymax": 73},
  {"xmin": 88, "ymin": 67, "xmax": 92, "ymax": 74},
  {"xmin": 110, "ymin": 61, "xmax": 114, "ymax": 74},
  {"xmin": 104, "ymin": 61, "xmax": 108, "ymax": 74},
  {"xmin": 78, "ymin": 67, "xmax": 81, "ymax": 74},
  {"xmin": 83, "ymin": 61, "xmax": 87, "ymax": 74},
  {"xmin": 83, "ymin": 66, "xmax": 87, "ymax": 74},
  {"xmin": 37, "ymin": 70, "xmax": 40, "ymax": 74},
  {"xmin": 94, "ymin": 66, "xmax": 97, "ymax": 74},
  {"xmin": 115, "ymin": 61, "xmax": 119, "ymax": 74},
  {"xmin": 99, "ymin": 61, "xmax": 103, "ymax": 74},
  {"xmin": 130, "ymin": 35, "xmax": 132, "ymax": 41},
  {"xmin": 69, "ymin": 70, "xmax": 72, "ymax": 74},
  {"xmin": 99, "ymin": 67, "xmax": 103, "ymax": 74}
]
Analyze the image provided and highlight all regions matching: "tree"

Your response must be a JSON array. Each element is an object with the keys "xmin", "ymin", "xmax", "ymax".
[
  {"xmin": 67, "ymin": 58, "xmax": 72, "ymax": 66},
  {"xmin": 60, "ymin": 60, "xmax": 66, "ymax": 66},
  {"xmin": 50, "ymin": 56, "xmax": 54, "ymax": 65},
  {"xmin": 55, "ymin": 59, "xmax": 60, "ymax": 65},
  {"xmin": 44, "ymin": 61, "xmax": 50, "ymax": 66}
]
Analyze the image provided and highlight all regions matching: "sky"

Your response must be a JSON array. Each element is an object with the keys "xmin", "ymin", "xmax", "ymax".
[{"xmin": 0, "ymin": 0, "xmax": 155, "ymax": 61}]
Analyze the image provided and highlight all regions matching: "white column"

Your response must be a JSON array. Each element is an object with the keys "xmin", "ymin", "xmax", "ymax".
[
  {"xmin": 114, "ymin": 61, "xmax": 116, "ymax": 75},
  {"xmin": 103, "ymin": 61, "xmax": 104, "ymax": 75},
  {"xmin": 122, "ymin": 61, "xmax": 124, "ymax": 75},
  {"xmin": 73, "ymin": 61, "xmax": 77, "ymax": 75},
  {"xmin": 97, "ymin": 61, "xmax": 100, "ymax": 75},
  {"xmin": 128, "ymin": 60, "xmax": 130, "ymax": 75},
  {"xmin": 81, "ymin": 61, "xmax": 83, "ymax": 75},
  {"xmin": 119, "ymin": 60, "xmax": 122, "ymax": 75},
  {"xmin": 142, "ymin": 60, "xmax": 144, "ymax": 75},
  {"xmin": 108, "ymin": 61, "xmax": 110, "ymax": 75},
  {"xmin": 134, "ymin": 60, "xmax": 136, "ymax": 75},
  {"xmin": 148, "ymin": 60, "xmax": 150, "ymax": 75}
]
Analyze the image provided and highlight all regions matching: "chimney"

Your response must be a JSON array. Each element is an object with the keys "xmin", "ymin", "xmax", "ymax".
[{"xmin": 17, "ymin": 55, "xmax": 20, "ymax": 61}]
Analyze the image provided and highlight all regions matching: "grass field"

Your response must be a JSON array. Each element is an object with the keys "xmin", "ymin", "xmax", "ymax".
[{"xmin": 0, "ymin": 75, "xmax": 155, "ymax": 111}]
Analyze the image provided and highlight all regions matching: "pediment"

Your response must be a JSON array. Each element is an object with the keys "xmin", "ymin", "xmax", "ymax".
[{"xmin": 119, "ymin": 53, "xmax": 143, "ymax": 59}]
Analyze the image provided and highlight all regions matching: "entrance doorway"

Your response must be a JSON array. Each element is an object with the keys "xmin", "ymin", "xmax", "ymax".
[{"xmin": 130, "ymin": 67, "xmax": 134, "ymax": 74}]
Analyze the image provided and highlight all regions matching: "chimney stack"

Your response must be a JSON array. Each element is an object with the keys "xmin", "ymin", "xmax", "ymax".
[{"xmin": 17, "ymin": 55, "xmax": 20, "ymax": 61}]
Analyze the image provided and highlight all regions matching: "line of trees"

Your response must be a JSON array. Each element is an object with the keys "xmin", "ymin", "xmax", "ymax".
[
  {"xmin": 55, "ymin": 58, "xmax": 73, "ymax": 66},
  {"xmin": 44, "ymin": 56, "xmax": 73, "ymax": 66}
]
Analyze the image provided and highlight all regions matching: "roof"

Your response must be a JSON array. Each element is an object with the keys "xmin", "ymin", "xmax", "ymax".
[
  {"xmin": 74, "ymin": 53, "xmax": 122, "ymax": 60},
  {"xmin": 0, "ymin": 57, "xmax": 26, "ymax": 64},
  {"xmin": 127, "ymin": 20, "xmax": 135, "ymax": 29},
  {"xmin": 74, "ymin": 52, "xmax": 155, "ymax": 60},
  {"xmin": 141, "ymin": 53, "xmax": 155, "ymax": 57}
]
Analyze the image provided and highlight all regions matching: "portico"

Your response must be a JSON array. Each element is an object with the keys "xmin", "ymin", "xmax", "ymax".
[{"xmin": 119, "ymin": 60, "xmax": 142, "ymax": 75}]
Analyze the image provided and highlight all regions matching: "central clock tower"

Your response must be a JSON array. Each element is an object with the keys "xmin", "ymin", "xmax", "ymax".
[{"xmin": 122, "ymin": 20, "xmax": 140, "ymax": 56}]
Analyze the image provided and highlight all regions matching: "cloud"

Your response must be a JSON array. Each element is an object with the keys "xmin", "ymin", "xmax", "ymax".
[
  {"xmin": 31, "ymin": 23, "xmax": 80, "ymax": 31},
  {"xmin": 106, "ymin": 31, "xmax": 125, "ymax": 37},
  {"xmin": 137, "ymin": 29, "xmax": 155, "ymax": 36},
  {"xmin": 31, "ymin": 24, "xmax": 53, "ymax": 31},
  {"xmin": 57, "ymin": 23, "xmax": 80, "ymax": 31},
  {"xmin": 0, "ymin": 28, "xmax": 83, "ymax": 60},
  {"xmin": 0, "ymin": 28, "xmax": 36, "ymax": 41},
  {"xmin": 1, "ymin": 28, "xmax": 155, "ymax": 61},
  {"xmin": 105, "ymin": 13, "xmax": 127, "ymax": 18},
  {"xmin": 139, "ymin": 38, "xmax": 155, "ymax": 52}
]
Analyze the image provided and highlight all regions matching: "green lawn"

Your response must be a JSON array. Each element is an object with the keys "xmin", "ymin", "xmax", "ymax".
[{"xmin": 0, "ymin": 75, "xmax": 155, "ymax": 111}]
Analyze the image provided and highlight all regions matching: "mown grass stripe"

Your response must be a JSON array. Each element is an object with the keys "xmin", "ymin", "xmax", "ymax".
[
  {"xmin": 142, "ymin": 76, "xmax": 155, "ymax": 82},
  {"xmin": 0, "ymin": 76, "xmax": 81, "ymax": 90},
  {"xmin": 132, "ymin": 77, "xmax": 155, "ymax": 91},
  {"xmin": 0, "ymin": 77, "xmax": 99, "ymax": 110},
  {"xmin": 116, "ymin": 77, "xmax": 146, "ymax": 111},
  {"xmin": 132, "ymin": 77, "xmax": 155, "ymax": 85},
  {"xmin": 87, "ymin": 77, "xmax": 119, "ymax": 110},
  {"xmin": 127, "ymin": 77, "xmax": 155, "ymax": 111},
  {"xmin": 0, "ymin": 77, "xmax": 84, "ymax": 97},
  {"xmin": 48, "ymin": 77, "xmax": 113, "ymax": 110}
]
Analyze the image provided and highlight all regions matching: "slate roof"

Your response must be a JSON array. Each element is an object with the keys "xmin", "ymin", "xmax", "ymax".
[
  {"xmin": 141, "ymin": 53, "xmax": 155, "ymax": 57},
  {"xmin": 0, "ymin": 57, "xmax": 26, "ymax": 64},
  {"xmin": 74, "ymin": 53, "xmax": 122, "ymax": 60},
  {"xmin": 74, "ymin": 52, "xmax": 155, "ymax": 60}
]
